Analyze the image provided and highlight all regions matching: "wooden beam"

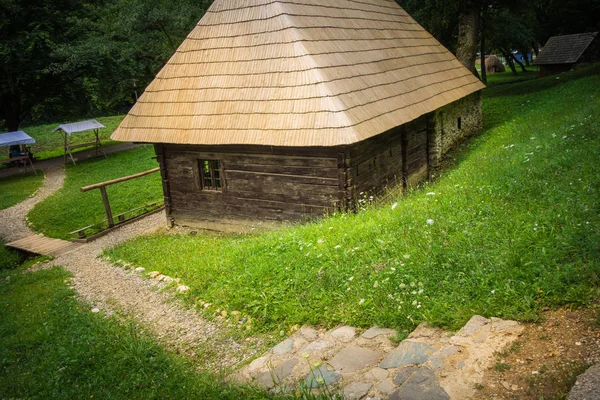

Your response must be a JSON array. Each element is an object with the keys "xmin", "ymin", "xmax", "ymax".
[
  {"xmin": 80, "ymin": 167, "xmax": 160, "ymax": 192},
  {"xmin": 99, "ymin": 187, "xmax": 114, "ymax": 227}
]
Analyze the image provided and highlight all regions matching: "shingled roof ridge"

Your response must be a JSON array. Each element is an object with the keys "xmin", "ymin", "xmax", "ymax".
[{"xmin": 277, "ymin": 1, "xmax": 361, "ymax": 142}]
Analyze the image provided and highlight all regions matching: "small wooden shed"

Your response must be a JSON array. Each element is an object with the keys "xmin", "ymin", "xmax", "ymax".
[
  {"xmin": 533, "ymin": 32, "xmax": 599, "ymax": 77},
  {"xmin": 112, "ymin": 0, "xmax": 484, "ymax": 227}
]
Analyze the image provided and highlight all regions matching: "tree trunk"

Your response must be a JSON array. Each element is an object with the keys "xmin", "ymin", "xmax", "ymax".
[
  {"xmin": 521, "ymin": 48, "xmax": 530, "ymax": 66},
  {"xmin": 501, "ymin": 49, "xmax": 517, "ymax": 75},
  {"xmin": 512, "ymin": 53, "xmax": 527, "ymax": 72},
  {"xmin": 532, "ymin": 42, "xmax": 539, "ymax": 57},
  {"xmin": 456, "ymin": 0, "xmax": 481, "ymax": 77},
  {"xmin": 480, "ymin": 13, "xmax": 487, "ymax": 85}
]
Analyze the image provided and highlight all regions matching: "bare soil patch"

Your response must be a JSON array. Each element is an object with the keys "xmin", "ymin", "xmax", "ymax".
[{"xmin": 479, "ymin": 305, "xmax": 600, "ymax": 399}]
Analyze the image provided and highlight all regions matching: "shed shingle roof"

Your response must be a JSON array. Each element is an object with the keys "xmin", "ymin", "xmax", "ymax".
[
  {"xmin": 112, "ymin": 0, "xmax": 484, "ymax": 147},
  {"xmin": 533, "ymin": 32, "xmax": 598, "ymax": 66}
]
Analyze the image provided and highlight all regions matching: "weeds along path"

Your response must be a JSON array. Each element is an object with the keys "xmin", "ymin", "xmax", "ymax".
[
  {"xmin": 41, "ymin": 213, "xmax": 261, "ymax": 370},
  {"xmin": 0, "ymin": 167, "xmax": 65, "ymax": 242}
]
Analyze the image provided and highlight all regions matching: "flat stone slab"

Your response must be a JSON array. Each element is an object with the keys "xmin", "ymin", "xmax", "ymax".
[
  {"xmin": 393, "ymin": 366, "xmax": 420, "ymax": 386},
  {"xmin": 366, "ymin": 367, "xmax": 389, "ymax": 381},
  {"xmin": 273, "ymin": 338, "xmax": 294, "ymax": 355},
  {"xmin": 256, "ymin": 358, "xmax": 299, "ymax": 389},
  {"xmin": 344, "ymin": 382, "xmax": 373, "ymax": 400},
  {"xmin": 389, "ymin": 367, "xmax": 450, "ymax": 400},
  {"xmin": 304, "ymin": 339, "xmax": 331, "ymax": 353},
  {"xmin": 428, "ymin": 346, "xmax": 459, "ymax": 371},
  {"xmin": 304, "ymin": 364, "xmax": 342, "ymax": 388},
  {"xmin": 330, "ymin": 325, "xmax": 356, "ymax": 342},
  {"xmin": 456, "ymin": 315, "xmax": 489, "ymax": 337},
  {"xmin": 376, "ymin": 380, "xmax": 395, "ymax": 394},
  {"xmin": 330, "ymin": 346, "xmax": 381, "ymax": 373},
  {"xmin": 298, "ymin": 326, "xmax": 319, "ymax": 341},
  {"xmin": 379, "ymin": 341, "xmax": 436, "ymax": 369},
  {"xmin": 362, "ymin": 326, "xmax": 396, "ymax": 339},
  {"xmin": 568, "ymin": 363, "xmax": 600, "ymax": 400}
]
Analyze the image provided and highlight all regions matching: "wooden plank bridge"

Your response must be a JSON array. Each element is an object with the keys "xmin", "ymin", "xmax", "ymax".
[{"xmin": 5, "ymin": 235, "xmax": 82, "ymax": 257}]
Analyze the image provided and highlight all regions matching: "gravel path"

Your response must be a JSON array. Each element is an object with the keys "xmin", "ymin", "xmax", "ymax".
[
  {"xmin": 3, "ymin": 167, "xmax": 262, "ymax": 371},
  {"xmin": 0, "ymin": 166, "xmax": 65, "ymax": 242}
]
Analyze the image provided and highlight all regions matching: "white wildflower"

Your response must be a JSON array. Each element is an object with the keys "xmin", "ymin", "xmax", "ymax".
[
  {"xmin": 417, "ymin": 304, "xmax": 422, "ymax": 309},
  {"xmin": 426, "ymin": 219, "xmax": 434, "ymax": 225},
  {"xmin": 426, "ymin": 192, "xmax": 436, "ymax": 196},
  {"xmin": 334, "ymin": 245, "xmax": 341, "ymax": 249},
  {"xmin": 390, "ymin": 267, "xmax": 396, "ymax": 271},
  {"xmin": 412, "ymin": 300, "xmax": 418, "ymax": 305},
  {"xmin": 359, "ymin": 299, "xmax": 365, "ymax": 305},
  {"xmin": 317, "ymin": 238, "xmax": 324, "ymax": 244},
  {"xmin": 348, "ymin": 276, "xmax": 354, "ymax": 281},
  {"xmin": 391, "ymin": 202, "xmax": 398, "ymax": 210},
  {"xmin": 491, "ymin": 290, "xmax": 495, "ymax": 294}
]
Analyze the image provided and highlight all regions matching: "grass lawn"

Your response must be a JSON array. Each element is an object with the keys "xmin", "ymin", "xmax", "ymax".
[
  {"xmin": 105, "ymin": 66, "xmax": 600, "ymax": 336},
  {"xmin": 28, "ymin": 145, "xmax": 163, "ymax": 239},
  {"xmin": 0, "ymin": 264, "xmax": 282, "ymax": 399},
  {"xmin": 485, "ymin": 68, "xmax": 538, "ymax": 86},
  {"xmin": 0, "ymin": 172, "xmax": 44, "ymax": 210},
  {"xmin": 15, "ymin": 115, "xmax": 125, "ymax": 160},
  {"xmin": 0, "ymin": 243, "xmax": 25, "ymax": 270}
]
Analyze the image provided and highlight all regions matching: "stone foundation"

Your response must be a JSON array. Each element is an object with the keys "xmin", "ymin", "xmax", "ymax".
[{"xmin": 428, "ymin": 91, "xmax": 482, "ymax": 168}]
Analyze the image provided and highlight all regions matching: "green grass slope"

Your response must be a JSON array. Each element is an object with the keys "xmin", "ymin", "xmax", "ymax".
[
  {"xmin": 0, "ymin": 172, "xmax": 44, "ymax": 210},
  {"xmin": 106, "ymin": 67, "xmax": 600, "ymax": 334},
  {"xmin": 28, "ymin": 145, "xmax": 162, "ymax": 239},
  {"xmin": 0, "ymin": 265, "xmax": 280, "ymax": 399}
]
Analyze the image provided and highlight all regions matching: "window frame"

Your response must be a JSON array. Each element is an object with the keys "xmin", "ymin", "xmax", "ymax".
[{"xmin": 198, "ymin": 159, "xmax": 223, "ymax": 192}]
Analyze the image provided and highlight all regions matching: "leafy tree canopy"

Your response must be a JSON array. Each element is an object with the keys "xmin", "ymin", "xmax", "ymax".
[{"xmin": 1, "ymin": 0, "xmax": 211, "ymax": 130}]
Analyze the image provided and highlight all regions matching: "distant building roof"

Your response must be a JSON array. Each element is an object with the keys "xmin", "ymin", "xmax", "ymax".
[
  {"xmin": 112, "ymin": 0, "xmax": 484, "ymax": 147},
  {"xmin": 0, "ymin": 131, "xmax": 36, "ymax": 147},
  {"xmin": 534, "ymin": 32, "xmax": 598, "ymax": 65},
  {"xmin": 53, "ymin": 120, "xmax": 106, "ymax": 135}
]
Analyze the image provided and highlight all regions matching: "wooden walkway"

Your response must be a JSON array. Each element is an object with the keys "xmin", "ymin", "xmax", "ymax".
[{"xmin": 6, "ymin": 235, "xmax": 82, "ymax": 257}]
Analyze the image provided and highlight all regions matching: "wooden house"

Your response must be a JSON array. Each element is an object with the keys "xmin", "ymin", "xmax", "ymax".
[
  {"xmin": 533, "ymin": 32, "xmax": 599, "ymax": 77},
  {"xmin": 112, "ymin": 0, "xmax": 485, "ymax": 228}
]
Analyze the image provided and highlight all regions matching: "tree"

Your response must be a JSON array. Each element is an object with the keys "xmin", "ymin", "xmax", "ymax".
[
  {"xmin": 0, "ymin": 0, "xmax": 90, "ymax": 131},
  {"xmin": 1, "ymin": 0, "xmax": 210, "ymax": 130}
]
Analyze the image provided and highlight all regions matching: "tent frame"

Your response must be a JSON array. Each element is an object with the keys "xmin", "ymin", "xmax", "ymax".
[{"xmin": 62, "ymin": 128, "xmax": 106, "ymax": 165}]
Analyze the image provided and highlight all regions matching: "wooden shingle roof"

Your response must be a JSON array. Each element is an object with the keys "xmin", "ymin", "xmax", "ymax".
[
  {"xmin": 112, "ymin": 0, "xmax": 484, "ymax": 147},
  {"xmin": 534, "ymin": 32, "xmax": 598, "ymax": 66}
]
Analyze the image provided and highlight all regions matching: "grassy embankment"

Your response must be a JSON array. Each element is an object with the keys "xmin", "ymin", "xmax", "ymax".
[
  {"xmin": 28, "ymin": 145, "xmax": 162, "ymax": 239},
  {"xmin": 0, "ymin": 262, "xmax": 323, "ymax": 399},
  {"xmin": 105, "ymin": 66, "xmax": 600, "ymax": 336},
  {"xmin": 0, "ymin": 172, "xmax": 44, "ymax": 210}
]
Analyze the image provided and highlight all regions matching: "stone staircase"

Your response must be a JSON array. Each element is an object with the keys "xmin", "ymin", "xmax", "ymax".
[{"xmin": 230, "ymin": 316, "xmax": 524, "ymax": 399}]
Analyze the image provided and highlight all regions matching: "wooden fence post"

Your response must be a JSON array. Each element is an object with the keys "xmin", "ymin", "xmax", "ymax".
[{"xmin": 99, "ymin": 187, "xmax": 114, "ymax": 227}]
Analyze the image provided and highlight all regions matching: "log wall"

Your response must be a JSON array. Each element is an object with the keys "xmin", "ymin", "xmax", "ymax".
[
  {"xmin": 155, "ymin": 144, "xmax": 340, "ymax": 224},
  {"xmin": 345, "ymin": 115, "xmax": 429, "ymax": 206}
]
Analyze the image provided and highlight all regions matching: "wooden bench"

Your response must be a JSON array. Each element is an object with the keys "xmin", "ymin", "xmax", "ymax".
[{"xmin": 0, "ymin": 155, "xmax": 36, "ymax": 174}]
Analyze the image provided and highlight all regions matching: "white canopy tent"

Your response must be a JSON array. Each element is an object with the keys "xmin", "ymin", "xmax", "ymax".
[
  {"xmin": 0, "ymin": 130, "xmax": 36, "ymax": 174},
  {"xmin": 53, "ymin": 119, "xmax": 106, "ymax": 165},
  {"xmin": 0, "ymin": 130, "xmax": 36, "ymax": 147}
]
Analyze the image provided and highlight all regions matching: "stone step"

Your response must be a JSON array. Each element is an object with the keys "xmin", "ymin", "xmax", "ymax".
[{"xmin": 230, "ymin": 316, "xmax": 524, "ymax": 399}]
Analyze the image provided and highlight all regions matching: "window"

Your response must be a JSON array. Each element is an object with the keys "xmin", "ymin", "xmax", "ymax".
[
  {"xmin": 457, "ymin": 117, "xmax": 462, "ymax": 130},
  {"xmin": 199, "ymin": 160, "xmax": 222, "ymax": 191}
]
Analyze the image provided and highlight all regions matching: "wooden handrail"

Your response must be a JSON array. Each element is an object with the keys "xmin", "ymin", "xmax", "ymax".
[{"xmin": 80, "ymin": 167, "xmax": 160, "ymax": 192}]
